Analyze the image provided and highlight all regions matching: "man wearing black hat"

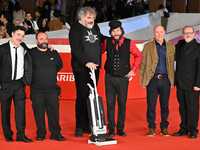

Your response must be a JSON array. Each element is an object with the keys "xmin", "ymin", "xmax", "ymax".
[{"xmin": 102, "ymin": 20, "xmax": 142, "ymax": 137}]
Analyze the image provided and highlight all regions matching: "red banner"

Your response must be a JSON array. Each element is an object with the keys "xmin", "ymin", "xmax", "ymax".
[{"xmin": 26, "ymin": 39, "xmax": 146, "ymax": 100}]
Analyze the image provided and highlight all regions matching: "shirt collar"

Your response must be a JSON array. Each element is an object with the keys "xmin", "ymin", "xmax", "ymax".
[
  {"xmin": 9, "ymin": 40, "xmax": 15, "ymax": 48},
  {"xmin": 112, "ymin": 36, "xmax": 125, "ymax": 45},
  {"xmin": 155, "ymin": 39, "xmax": 166, "ymax": 46},
  {"xmin": 184, "ymin": 39, "xmax": 195, "ymax": 46}
]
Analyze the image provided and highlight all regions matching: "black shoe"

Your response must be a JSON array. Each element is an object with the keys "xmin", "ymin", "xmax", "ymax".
[
  {"xmin": 16, "ymin": 136, "xmax": 33, "ymax": 143},
  {"xmin": 108, "ymin": 131, "xmax": 115, "ymax": 137},
  {"xmin": 117, "ymin": 130, "xmax": 127, "ymax": 136},
  {"xmin": 75, "ymin": 128, "xmax": 83, "ymax": 138},
  {"xmin": 36, "ymin": 136, "xmax": 45, "ymax": 141},
  {"xmin": 190, "ymin": 132, "xmax": 198, "ymax": 139},
  {"xmin": 5, "ymin": 137, "xmax": 13, "ymax": 142},
  {"xmin": 50, "ymin": 134, "xmax": 66, "ymax": 141},
  {"xmin": 173, "ymin": 129, "xmax": 188, "ymax": 136}
]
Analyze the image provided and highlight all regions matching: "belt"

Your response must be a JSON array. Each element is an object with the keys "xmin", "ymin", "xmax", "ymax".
[{"xmin": 154, "ymin": 74, "xmax": 167, "ymax": 79}]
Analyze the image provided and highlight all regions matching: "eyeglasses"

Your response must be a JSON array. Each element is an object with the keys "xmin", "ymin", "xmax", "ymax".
[{"xmin": 183, "ymin": 32, "xmax": 194, "ymax": 35}]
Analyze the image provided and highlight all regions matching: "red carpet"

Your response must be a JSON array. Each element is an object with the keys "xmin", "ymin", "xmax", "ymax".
[{"xmin": 0, "ymin": 88, "xmax": 200, "ymax": 150}]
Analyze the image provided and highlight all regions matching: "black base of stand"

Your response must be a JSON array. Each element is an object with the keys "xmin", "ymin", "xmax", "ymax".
[{"xmin": 88, "ymin": 134, "xmax": 117, "ymax": 146}]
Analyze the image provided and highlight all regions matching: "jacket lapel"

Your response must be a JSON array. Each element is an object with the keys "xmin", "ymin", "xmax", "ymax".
[
  {"xmin": 151, "ymin": 40, "xmax": 158, "ymax": 63},
  {"xmin": 166, "ymin": 40, "xmax": 171, "ymax": 60},
  {"xmin": 6, "ymin": 42, "xmax": 12, "ymax": 66}
]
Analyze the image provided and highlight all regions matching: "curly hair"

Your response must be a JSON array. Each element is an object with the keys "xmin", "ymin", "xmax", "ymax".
[{"xmin": 77, "ymin": 6, "xmax": 96, "ymax": 20}]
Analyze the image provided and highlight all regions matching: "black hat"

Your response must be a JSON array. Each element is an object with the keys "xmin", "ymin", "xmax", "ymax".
[{"xmin": 109, "ymin": 20, "xmax": 122, "ymax": 31}]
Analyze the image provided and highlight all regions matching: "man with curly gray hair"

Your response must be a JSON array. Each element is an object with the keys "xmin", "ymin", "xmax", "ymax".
[
  {"xmin": 77, "ymin": 6, "xmax": 96, "ymax": 28},
  {"xmin": 69, "ymin": 6, "xmax": 105, "ymax": 138}
]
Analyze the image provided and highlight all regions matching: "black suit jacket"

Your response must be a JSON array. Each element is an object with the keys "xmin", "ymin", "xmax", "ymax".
[
  {"xmin": 0, "ymin": 42, "xmax": 13, "ymax": 83},
  {"xmin": 0, "ymin": 42, "xmax": 32, "ymax": 87},
  {"xmin": 175, "ymin": 39, "xmax": 200, "ymax": 91}
]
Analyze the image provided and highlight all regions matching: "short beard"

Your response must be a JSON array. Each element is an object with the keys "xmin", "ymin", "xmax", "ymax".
[
  {"xmin": 112, "ymin": 34, "xmax": 123, "ymax": 42},
  {"xmin": 37, "ymin": 43, "xmax": 48, "ymax": 49},
  {"xmin": 185, "ymin": 38, "xmax": 193, "ymax": 43},
  {"xmin": 83, "ymin": 21, "xmax": 94, "ymax": 29},
  {"xmin": 86, "ymin": 24, "xmax": 94, "ymax": 29}
]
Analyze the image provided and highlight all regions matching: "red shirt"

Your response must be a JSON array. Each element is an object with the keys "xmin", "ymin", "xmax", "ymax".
[{"xmin": 102, "ymin": 37, "xmax": 142, "ymax": 72}]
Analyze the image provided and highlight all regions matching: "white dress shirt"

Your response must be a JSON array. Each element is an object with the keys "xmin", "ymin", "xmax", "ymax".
[{"xmin": 9, "ymin": 41, "xmax": 25, "ymax": 80}]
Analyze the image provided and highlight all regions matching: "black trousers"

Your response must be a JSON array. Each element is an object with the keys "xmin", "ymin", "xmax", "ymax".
[
  {"xmin": 73, "ymin": 68, "xmax": 99, "ymax": 129},
  {"xmin": 177, "ymin": 87, "xmax": 199, "ymax": 133},
  {"xmin": 30, "ymin": 88, "xmax": 61, "ymax": 136},
  {"xmin": 0, "ymin": 80, "xmax": 26, "ymax": 138},
  {"xmin": 146, "ymin": 77, "xmax": 171, "ymax": 130},
  {"xmin": 105, "ymin": 74, "xmax": 129, "ymax": 131}
]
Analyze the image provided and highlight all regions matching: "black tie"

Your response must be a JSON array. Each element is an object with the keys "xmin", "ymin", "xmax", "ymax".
[{"xmin": 13, "ymin": 47, "xmax": 18, "ymax": 80}]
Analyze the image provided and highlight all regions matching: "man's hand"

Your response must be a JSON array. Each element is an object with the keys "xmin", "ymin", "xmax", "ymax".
[
  {"xmin": 48, "ymin": 45, "xmax": 55, "ymax": 51},
  {"xmin": 125, "ymin": 70, "xmax": 135, "ymax": 78},
  {"xmin": 140, "ymin": 84, "xmax": 146, "ymax": 88},
  {"xmin": 0, "ymin": 85, "xmax": 1, "ymax": 90},
  {"xmin": 194, "ymin": 86, "xmax": 200, "ymax": 91},
  {"xmin": 86, "ymin": 62, "xmax": 98, "ymax": 70}
]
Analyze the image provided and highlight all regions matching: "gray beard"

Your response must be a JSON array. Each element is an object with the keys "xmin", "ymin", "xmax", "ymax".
[
  {"xmin": 185, "ymin": 38, "xmax": 192, "ymax": 43},
  {"xmin": 83, "ymin": 21, "xmax": 94, "ymax": 29},
  {"xmin": 86, "ymin": 24, "xmax": 94, "ymax": 29},
  {"xmin": 37, "ymin": 43, "xmax": 48, "ymax": 49}
]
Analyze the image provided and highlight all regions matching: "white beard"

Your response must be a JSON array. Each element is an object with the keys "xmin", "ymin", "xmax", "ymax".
[
  {"xmin": 185, "ymin": 38, "xmax": 192, "ymax": 43},
  {"xmin": 85, "ymin": 23, "xmax": 94, "ymax": 29},
  {"xmin": 82, "ymin": 20, "xmax": 94, "ymax": 29}
]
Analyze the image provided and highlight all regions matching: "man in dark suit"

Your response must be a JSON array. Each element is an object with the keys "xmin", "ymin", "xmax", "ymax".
[
  {"xmin": 0, "ymin": 26, "xmax": 32, "ymax": 142},
  {"xmin": 174, "ymin": 26, "xmax": 200, "ymax": 139}
]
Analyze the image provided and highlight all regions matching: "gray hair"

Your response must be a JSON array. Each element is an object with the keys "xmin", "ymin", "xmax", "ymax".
[
  {"xmin": 182, "ymin": 26, "xmax": 194, "ymax": 33},
  {"xmin": 77, "ymin": 6, "xmax": 96, "ymax": 20}
]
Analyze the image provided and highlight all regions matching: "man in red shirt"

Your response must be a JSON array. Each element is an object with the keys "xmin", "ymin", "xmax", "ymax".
[{"xmin": 102, "ymin": 20, "xmax": 142, "ymax": 137}]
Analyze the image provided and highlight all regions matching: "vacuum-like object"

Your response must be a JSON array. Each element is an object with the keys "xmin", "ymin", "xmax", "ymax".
[{"xmin": 87, "ymin": 69, "xmax": 117, "ymax": 146}]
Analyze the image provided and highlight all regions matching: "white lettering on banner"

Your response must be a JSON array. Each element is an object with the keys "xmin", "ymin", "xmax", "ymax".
[
  {"xmin": 57, "ymin": 72, "xmax": 75, "ymax": 82},
  {"xmin": 57, "ymin": 73, "xmax": 136, "ymax": 82}
]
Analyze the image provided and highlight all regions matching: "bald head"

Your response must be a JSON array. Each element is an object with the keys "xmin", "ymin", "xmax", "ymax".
[
  {"xmin": 153, "ymin": 25, "xmax": 165, "ymax": 45},
  {"xmin": 153, "ymin": 25, "xmax": 165, "ymax": 32}
]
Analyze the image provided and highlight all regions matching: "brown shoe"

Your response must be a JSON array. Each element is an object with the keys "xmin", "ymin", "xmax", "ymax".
[
  {"xmin": 161, "ymin": 128, "xmax": 170, "ymax": 136},
  {"xmin": 147, "ymin": 129, "xmax": 155, "ymax": 137}
]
